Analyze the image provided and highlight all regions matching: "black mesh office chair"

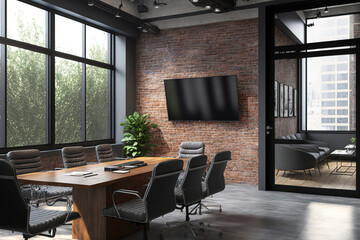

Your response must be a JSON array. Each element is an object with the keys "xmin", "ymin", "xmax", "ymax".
[
  {"xmin": 102, "ymin": 159, "xmax": 183, "ymax": 240},
  {"xmin": 95, "ymin": 144, "xmax": 126, "ymax": 163},
  {"xmin": 0, "ymin": 159, "xmax": 80, "ymax": 240},
  {"xmin": 192, "ymin": 151, "xmax": 231, "ymax": 215},
  {"xmin": 178, "ymin": 141, "xmax": 205, "ymax": 159},
  {"xmin": 7, "ymin": 149, "xmax": 72, "ymax": 205},
  {"xmin": 163, "ymin": 155, "xmax": 208, "ymax": 238},
  {"xmin": 61, "ymin": 146, "xmax": 87, "ymax": 168}
]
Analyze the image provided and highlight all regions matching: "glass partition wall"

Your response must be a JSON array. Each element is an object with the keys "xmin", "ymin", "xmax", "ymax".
[{"xmin": 269, "ymin": 1, "xmax": 360, "ymax": 196}]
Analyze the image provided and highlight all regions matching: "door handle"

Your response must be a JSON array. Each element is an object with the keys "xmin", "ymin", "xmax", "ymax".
[{"xmin": 266, "ymin": 125, "xmax": 273, "ymax": 135}]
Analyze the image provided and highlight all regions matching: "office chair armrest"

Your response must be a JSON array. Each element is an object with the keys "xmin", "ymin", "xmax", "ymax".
[
  {"xmin": 112, "ymin": 189, "xmax": 142, "ymax": 218},
  {"xmin": 47, "ymin": 195, "xmax": 72, "ymax": 212},
  {"xmin": 113, "ymin": 189, "xmax": 140, "ymax": 195},
  {"xmin": 54, "ymin": 167, "xmax": 65, "ymax": 170},
  {"xmin": 62, "ymin": 196, "xmax": 74, "ymax": 223},
  {"xmin": 176, "ymin": 171, "xmax": 185, "ymax": 187},
  {"xmin": 141, "ymin": 184, "xmax": 148, "ymax": 197}
]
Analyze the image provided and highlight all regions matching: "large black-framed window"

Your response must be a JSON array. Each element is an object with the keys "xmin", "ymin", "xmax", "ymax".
[{"xmin": 0, "ymin": 0, "xmax": 115, "ymax": 151}]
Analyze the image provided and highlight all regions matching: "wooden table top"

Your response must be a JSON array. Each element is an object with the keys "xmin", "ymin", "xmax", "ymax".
[{"xmin": 17, "ymin": 157, "xmax": 181, "ymax": 189}]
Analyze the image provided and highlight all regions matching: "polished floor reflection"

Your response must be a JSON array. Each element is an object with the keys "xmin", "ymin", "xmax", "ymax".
[{"xmin": 1, "ymin": 184, "xmax": 360, "ymax": 239}]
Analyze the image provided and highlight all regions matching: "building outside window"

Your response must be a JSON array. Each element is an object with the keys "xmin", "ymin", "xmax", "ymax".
[{"xmin": 306, "ymin": 15, "xmax": 356, "ymax": 131}]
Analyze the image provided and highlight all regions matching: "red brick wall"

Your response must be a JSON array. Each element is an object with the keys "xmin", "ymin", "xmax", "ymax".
[{"xmin": 135, "ymin": 19, "xmax": 259, "ymax": 184}]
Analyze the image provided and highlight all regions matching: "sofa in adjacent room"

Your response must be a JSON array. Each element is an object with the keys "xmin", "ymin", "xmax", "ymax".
[
  {"xmin": 275, "ymin": 133, "xmax": 331, "ymax": 178},
  {"xmin": 278, "ymin": 133, "xmax": 331, "ymax": 155}
]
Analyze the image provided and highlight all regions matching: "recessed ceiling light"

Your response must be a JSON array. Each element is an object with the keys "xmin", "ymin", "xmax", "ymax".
[
  {"xmin": 153, "ymin": 0, "xmax": 167, "ymax": 9},
  {"xmin": 204, "ymin": 5, "xmax": 211, "ymax": 9},
  {"xmin": 115, "ymin": 2, "xmax": 123, "ymax": 18},
  {"xmin": 214, "ymin": 7, "xmax": 221, "ymax": 13},
  {"xmin": 88, "ymin": 0, "xmax": 95, "ymax": 6},
  {"xmin": 191, "ymin": 0, "xmax": 199, "ymax": 2}
]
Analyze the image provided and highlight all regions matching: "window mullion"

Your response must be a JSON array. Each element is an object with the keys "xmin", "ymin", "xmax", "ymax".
[
  {"xmin": 49, "ymin": 12, "xmax": 55, "ymax": 145},
  {"xmin": 0, "ymin": 44, "xmax": 5, "ymax": 148},
  {"xmin": 108, "ymin": 33, "xmax": 113, "ymax": 139},
  {"xmin": 1, "ymin": 0, "xmax": 6, "ymax": 147},
  {"xmin": 45, "ymin": 11, "xmax": 49, "ymax": 144},
  {"xmin": 82, "ymin": 24, "xmax": 86, "ymax": 142}
]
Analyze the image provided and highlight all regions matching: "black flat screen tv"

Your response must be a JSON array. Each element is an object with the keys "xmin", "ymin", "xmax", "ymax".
[{"xmin": 164, "ymin": 75, "xmax": 239, "ymax": 121}]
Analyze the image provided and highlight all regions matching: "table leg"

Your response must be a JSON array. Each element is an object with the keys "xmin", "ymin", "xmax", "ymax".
[
  {"xmin": 72, "ymin": 187, "xmax": 107, "ymax": 240},
  {"xmin": 71, "ymin": 173, "xmax": 151, "ymax": 240}
]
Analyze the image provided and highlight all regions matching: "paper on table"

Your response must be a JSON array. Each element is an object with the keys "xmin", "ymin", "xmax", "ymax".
[
  {"xmin": 123, "ymin": 165, "xmax": 137, "ymax": 169},
  {"xmin": 113, "ymin": 170, "xmax": 130, "ymax": 174},
  {"xmin": 64, "ymin": 171, "xmax": 93, "ymax": 176}
]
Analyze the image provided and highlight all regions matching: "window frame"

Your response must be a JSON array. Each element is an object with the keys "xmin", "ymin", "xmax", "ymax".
[
  {"xmin": 302, "ymin": 15, "xmax": 356, "ymax": 133},
  {"xmin": 0, "ymin": 0, "xmax": 115, "ymax": 152}
]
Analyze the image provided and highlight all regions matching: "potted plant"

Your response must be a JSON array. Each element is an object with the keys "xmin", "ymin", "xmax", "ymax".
[{"xmin": 120, "ymin": 112, "xmax": 158, "ymax": 158}]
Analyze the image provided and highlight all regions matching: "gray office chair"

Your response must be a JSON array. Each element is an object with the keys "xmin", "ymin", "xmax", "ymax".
[
  {"xmin": 0, "ymin": 159, "xmax": 80, "ymax": 240},
  {"xmin": 163, "ymin": 155, "xmax": 208, "ymax": 238},
  {"xmin": 7, "ymin": 149, "xmax": 72, "ymax": 205},
  {"xmin": 95, "ymin": 144, "xmax": 126, "ymax": 163},
  {"xmin": 191, "ymin": 151, "xmax": 231, "ymax": 215},
  {"xmin": 178, "ymin": 141, "xmax": 205, "ymax": 159},
  {"xmin": 102, "ymin": 159, "xmax": 183, "ymax": 240},
  {"xmin": 61, "ymin": 146, "xmax": 87, "ymax": 168}
]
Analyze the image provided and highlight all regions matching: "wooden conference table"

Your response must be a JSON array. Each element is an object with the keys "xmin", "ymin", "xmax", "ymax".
[{"xmin": 17, "ymin": 157, "xmax": 183, "ymax": 240}]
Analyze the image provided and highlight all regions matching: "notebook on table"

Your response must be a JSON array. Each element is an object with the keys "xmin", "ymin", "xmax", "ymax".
[{"xmin": 104, "ymin": 160, "xmax": 147, "ymax": 171}]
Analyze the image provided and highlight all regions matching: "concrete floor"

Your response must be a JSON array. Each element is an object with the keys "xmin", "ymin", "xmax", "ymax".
[{"xmin": 1, "ymin": 184, "xmax": 360, "ymax": 240}]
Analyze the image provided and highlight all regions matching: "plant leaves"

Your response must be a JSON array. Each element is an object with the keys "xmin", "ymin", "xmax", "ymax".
[{"xmin": 120, "ymin": 112, "xmax": 157, "ymax": 158}]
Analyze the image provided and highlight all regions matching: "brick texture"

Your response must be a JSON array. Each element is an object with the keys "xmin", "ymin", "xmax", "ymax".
[
  {"xmin": 274, "ymin": 27, "xmax": 298, "ymax": 138},
  {"xmin": 135, "ymin": 19, "xmax": 259, "ymax": 184}
]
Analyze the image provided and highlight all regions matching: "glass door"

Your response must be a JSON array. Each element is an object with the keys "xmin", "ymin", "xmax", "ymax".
[
  {"xmin": 265, "ymin": 4, "xmax": 360, "ymax": 196},
  {"xmin": 274, "ymin": 54, "xmax": 356, "ymax": 191}
]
